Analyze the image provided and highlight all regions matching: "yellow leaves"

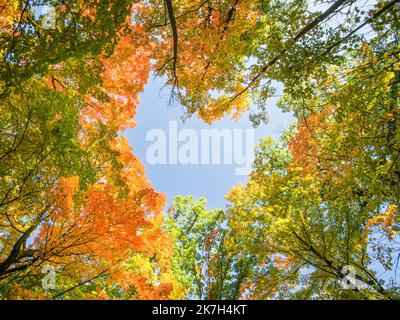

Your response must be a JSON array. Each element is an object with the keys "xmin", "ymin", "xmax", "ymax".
[
  {"xmin": 59, "ymin": 176, "xmax": 80, "ymax": 195},
  {"xmin": 9, "ymin": 284, "xmax": 51, "ymax": 300},
  {"xmin": 198, "ymin": 84, "xmax": 250, "ymax": 124},
  {"xmin": 327, "ymin": 65, "xmax": 339, "ymax": 74},
  {"xmin": 144, "ymin": 0, "xmax": 259, "ymax": 124},
  {"xmin": 54, "ymin": 113, "xmax": 62, "ymax": 121},
  {"xmin": 81, "ymin": 32, "xmax": 151, "ymax": 131},
  {"xmin": 161, "ymin": 274, "xmax": 186, "ymax": 299},
  {"xmin": 54, "ymin": 176, "xmax": 80, "ymax": 212},
  {"xmin": 0, "ymin": 0, "xmax": 20, "ymax": 33}
]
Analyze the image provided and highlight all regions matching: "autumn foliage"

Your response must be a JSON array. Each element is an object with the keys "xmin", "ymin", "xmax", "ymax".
[
  {"xmin": 1, "ymin": 0, "xmax": 400, "ymax": 300},
  {"xmin": 0, "ymin": 0, "xmax": 183, "ymax": 300}
]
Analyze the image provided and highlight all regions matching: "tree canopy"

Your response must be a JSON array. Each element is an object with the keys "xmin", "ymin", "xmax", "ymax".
[{"xmin": 1, "ymin": 0, "xmax": 399, "ymax": 300}]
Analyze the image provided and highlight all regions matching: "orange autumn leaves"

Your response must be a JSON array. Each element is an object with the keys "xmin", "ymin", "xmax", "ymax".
[
  {"xmin": 365, "ymin": 204, "xmax": 400, "ymax": 240},
  {"xmin": 143, "ymin": 0, "xmax": 257, "ymax": 123},
  {"xmin": 0, "ymin": 0, "xmax": 20, "ymax": 34},
  {"xmin": 30, "ymin": 23, "xmax": 181, "ymax": 298},
  {"xmin": 30, "ymin": 135, "xmax": 175, "ymax": 298}
]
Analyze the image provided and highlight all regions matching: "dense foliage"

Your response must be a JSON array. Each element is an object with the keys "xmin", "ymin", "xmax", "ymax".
[{"xmin": 1, "ymin": 0, "xmax": 399, "ymax": 299}]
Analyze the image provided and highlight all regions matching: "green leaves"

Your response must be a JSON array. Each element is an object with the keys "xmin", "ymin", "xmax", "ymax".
[
  {"xmin": 0, "ymin": 0, "xmax": 133, "ymax": 94},
  {"xmin": 166, "ymin": 196, "xmax": 268, "ymax": 299}
]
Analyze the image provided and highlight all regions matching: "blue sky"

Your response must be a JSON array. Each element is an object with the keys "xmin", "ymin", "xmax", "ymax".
[{"xmin": 124, "ymin": 75, "xmax": 293, "ymax": 211}]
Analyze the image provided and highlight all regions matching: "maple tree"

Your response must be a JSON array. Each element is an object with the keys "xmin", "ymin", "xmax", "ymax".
[
  {"xmin": 224, "ymin": 2, "xmax": 400, "ymax": 299},
  {"xmin": 1, "ymin": 0, "xmax": 400, "ymax": 300},
  {"xmin": 166, "ymin": 196, "xmax": 269, "ymax": 299},
  {"xmin": 0, "ymin": 1, "xmax": 182, "ymax": 300},
  {"xmin": 138, "ymin": 0, "xmax": 399, "ymax": 125}
]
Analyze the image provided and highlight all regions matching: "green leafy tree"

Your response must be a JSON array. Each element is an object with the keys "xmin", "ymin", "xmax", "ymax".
[{"xmin": 166, "ymin": 196, "xmax": 271, "ymax": 300}]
